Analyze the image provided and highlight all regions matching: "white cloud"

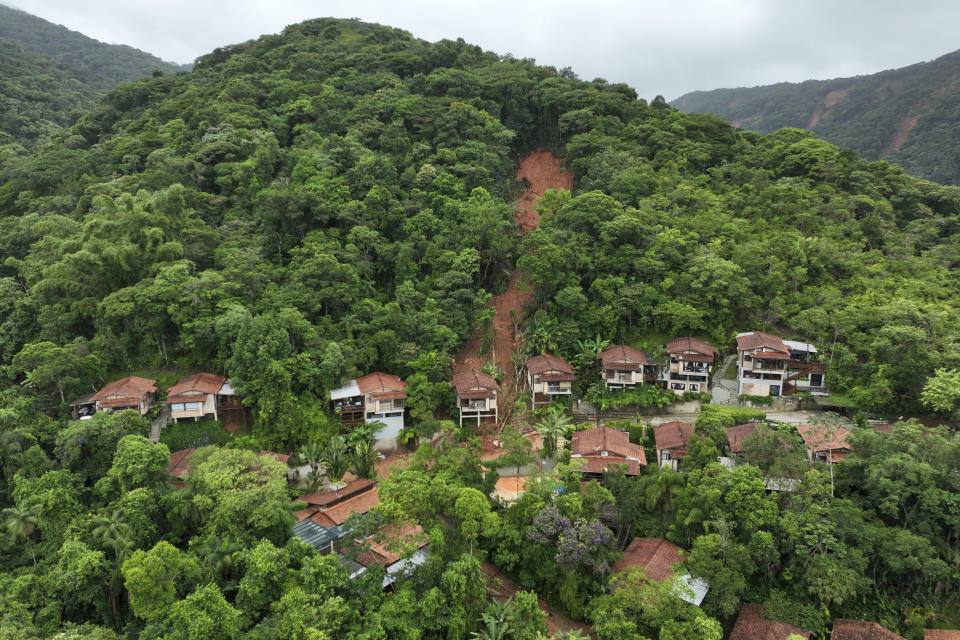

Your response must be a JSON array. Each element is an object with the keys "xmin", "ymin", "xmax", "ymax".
[{"xmin": 8, "ymin": 0, "xmax": 960, "ymax": 99}]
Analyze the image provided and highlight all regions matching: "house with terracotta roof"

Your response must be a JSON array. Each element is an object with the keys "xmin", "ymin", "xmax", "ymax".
[
  {"xmin": 330, "ymin": 372, "xmax": 407, "ymax": 449},
  {"xmin": 452, "ymin": 370, "xmax": 499, "ymax": 426},
  {"xmin": 659, "ymin": 337, "xmax": 717, "ymax": 393},
  {"xmin": 611, "ymin": 538, "xmax": 709, "ymax": 606},
  {"xmin": 653, "ymin": 420, "xmax": 694, "ymax": 471},
  {"xmin": 736, "ymin": 331, "xmax": 825, "ymax": 398},
  {"xmin": 293, "ymin": 484, "xmax": 380, "ymax": 554},
  {"xmin": 796, "ymin": 423, "xmax": 852, "ymax": 463},
  {"xmin": 598, "ymin": 345, "xmax": 656, "ymax": 391},
  {"xmin": 91, "ymin": 376, "xmax": 158, "ymax": 415},
  {"xmin": 925, "ymin": 630, "xmax": 960, "ymax": 640},
  {"xmin": 525, "ymin": 354, "xmax": 575, "ymax": 410},
  {"xmin": 831, "ymin": 619, "xmax": 906, "ymax": 640},
  {"xmin": 570, "ymin": 426, "xmax": 646, "ymax": 477},
  {"xmin": 354, "ymin": 522, "xmax": 431, "ymax": 588},
  {"xmin": 730, "ymin": 603, "xmax": 810, "ymax": 640},
  {"xmin": 725, "ymin": 423, "xmax": 761, "ymax": 455},
  {"xmin": 166, "ymin": 373, "xmax": 243, "ymax": 423}
]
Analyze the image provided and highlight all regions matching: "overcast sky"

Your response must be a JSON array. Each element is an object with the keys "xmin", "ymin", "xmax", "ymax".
[{"xmin": 8, "ymin": 0, "xmax": 960, "ymax": 100}]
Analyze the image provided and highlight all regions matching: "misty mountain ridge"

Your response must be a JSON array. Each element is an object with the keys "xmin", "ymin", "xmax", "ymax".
[
  {"xmin": 0, "ymin": 3, "xmax": 184, "ymax": 148},
  {"xmin": 672, "ymin": 48, "xmax": 960, "ymax": 185}
]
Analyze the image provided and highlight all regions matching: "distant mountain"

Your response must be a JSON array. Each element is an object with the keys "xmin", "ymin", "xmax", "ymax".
[
  {"xmin": 672, "ymin": 49, "xmax": 960, "ymax": 185},
  {"xmin": 0, "ymin": 4, "xmax": 183, "ymax": 148}
]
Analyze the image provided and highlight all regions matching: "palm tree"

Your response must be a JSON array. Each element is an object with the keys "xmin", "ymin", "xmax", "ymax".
[
  {"xmin": 298, "ymin": 440, "xmax": 325, "ymax": 491},
  {"xmin": 321, "ymin": 435, "xmax": 351, "ymax": 493},
  {"xmin": 534, "ymin": 405, "xmax": 572, "ymax": 459},
  {"xmin": 0, "ymin": 431, "xmax": 28, "ymax": 486},
  {"xmin": 470, "ymin": 598, "xmax": 514, "ymax": 640},
  {"xmin": 92, "ymin": 509, "xmax": 133, "ymax": 560},
  {"xmin": 3, "ymin": 504, "xmax": 39, "ymax": 564},
  {"xmin": 349, "ymin": 440, "xmax": 379, "ymax": 481}
]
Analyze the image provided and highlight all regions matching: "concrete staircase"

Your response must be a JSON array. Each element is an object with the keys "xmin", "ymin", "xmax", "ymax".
[
  {"xmin": 149, "ymin": 405, "xmax": 170, "ymax": 443},
  {"xmin": 710, "ymin": 355, "xmax": 739, "ymax": 406}
]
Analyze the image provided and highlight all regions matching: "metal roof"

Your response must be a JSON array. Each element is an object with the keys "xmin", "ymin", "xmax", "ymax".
[
  {"xmin": 293, "ymin": 519, "xmax": 340, "ymax": 551},
  {"xmin": 330, "ymin": 380, "xmax": 361, "ymax": 400}
]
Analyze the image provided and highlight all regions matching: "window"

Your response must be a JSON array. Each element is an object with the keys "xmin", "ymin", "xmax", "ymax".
[
  {"xmin": 171, "ymin": 402, "xmax": 201, "ymax": 412},
  {"xmin": 689, "ymin": 384, "xmax": 699, "ymax": 392}
]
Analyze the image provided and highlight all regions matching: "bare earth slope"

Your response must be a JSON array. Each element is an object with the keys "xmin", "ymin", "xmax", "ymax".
[
  {"xmin": 672, "ymin": 48, "xmax": 960, "ymax": 185},
  {"xmin": 452, "ymin": 151, "xmax": 573, "ymax": 416}
]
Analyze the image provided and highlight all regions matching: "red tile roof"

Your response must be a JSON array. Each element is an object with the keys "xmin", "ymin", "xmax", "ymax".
[
  {"xmin": 452, "ymin": 370, "xmax": 500, "ymax": 397},
  {"xmin": 574, "ymin": 455, "xmax": 643, "ymax": 475},
  {"xmin": 925, "ymin": 631, "xmax": 960, "ymax": 640},
  {"xmin": 598, "ymin": 345, "xmax": 653, "ymax": 367},
  {"xmin": 752, "ymin": 350, "xmax": 792, "ymax": 360},
  {"xmin": 167, "ymin": 372, "xmax": 226, "ymax": 399},
  {"xmin": 611, "ymin": 538, "xmax": 687, "ymax": 581},
  {"xmin": 356, "ymin": 522, "xmax": 428, "ymax": 567},
  {"xmin": 571, "ymin": 426, "xmax": 646, "ymax": 465},
  {"xmin": 796, "ymin": 424, "xmax": 852, "ymax": 453},
  {"xmin": 736, "ymin": 331, "xmax": 788, "ymax": 353},
  {"xmin": 665, "ymin": 337, "xmax": 718, "ymax": 357},
  {"xmin": 726, "ymin": 423, "xmax": 760, "ymax": 454},
  {"xmin": 299, "ymin": 479, "xmax": 376, "ymax": 507},
  {"xmin": 525, "ymin": 354, "xmax": 575, "ymax": 375},
  {"xmin": 356, "ymin": 372, "xmax": 407, "ymax": 396},
  {"xmin": 831, "ymin": 620, "xmax": 906, "ymax": 640},
  {"xmin": 321, "ymin": 485, "xmax": 379, "ymax": 525},
  {"xmin": 730, "ymin": 603, "xmax": 810, "ymax": 640},
  {"xmin": 654, "ymin": 421, "xmax": 694, "ymax": 451},
  {"xmin": 92, "ymin": 376, "xmax": 157, "ymax": 402}
]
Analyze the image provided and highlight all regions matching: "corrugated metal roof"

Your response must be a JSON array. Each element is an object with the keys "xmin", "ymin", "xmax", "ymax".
[
  {"xmin": 293, "ymin": 519, "xmax": 340, "ymax": 551},
  {"xmin": 330, "ymin": 380, "xmax": 361, "ymax": 400}
]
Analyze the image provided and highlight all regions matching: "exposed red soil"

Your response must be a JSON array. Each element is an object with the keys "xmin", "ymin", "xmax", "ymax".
[
  {"xmin": 807, "ymin": 88, "xmax": 850, "ymax": 129},
  {"xmin": 452, "ymin": 151, "xmax": 573, "ymax": 436},
  {"xmin": 481, "ymin": 561, "xmax": 595, "ymax": 638},
  {"xmin": 515, "ymin": 151, "xmax": 574, "ymax": 233},
  {"xmin": 882, "ymin": 114, "xmax": 920, "ymax": 156}
]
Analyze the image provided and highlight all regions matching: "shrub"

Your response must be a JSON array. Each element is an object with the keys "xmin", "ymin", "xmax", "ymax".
[{"xmin": 159, "ymin": 420, "xmax": 231, "ymax": 451}]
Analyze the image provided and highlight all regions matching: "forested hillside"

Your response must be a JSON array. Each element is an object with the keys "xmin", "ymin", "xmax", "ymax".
[
  {"xmin": 672, "ymin": 48, "xmax": 960, "ymax": 185},
  {"xmin": 1, "ymin": 16, "xmax": 959, "ymax": 640},
  {"xmin": 0, "ymin": 4, "xmax": 182, "ymax": 148}
]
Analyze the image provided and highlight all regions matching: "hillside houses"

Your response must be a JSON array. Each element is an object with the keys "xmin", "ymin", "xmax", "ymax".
[
  {"xmin": 730, "ymin": 603, "xmax": 810, "ymax": 640},
  {"xmin": 166, "ymin": 373, "xmax": 246, "ymax": 425},
  {"xmin": 659, "ymin": 337, "xmax": 717, "ymax": 392},
  {"xmin": 597, "ymin": 345, "xmax": 656, "ymax": 391},
  {"xmin": 525, "ymin": 354, "xmax": 575, "ymax": 410},
  {"xmin": 88, "ymin": 376, "xmax": 157, "ymax": 415},
  {"xmin": 611, "ymin": 538, "xmax": 709, "ymax": 606},
  {"xmin": 653, "ymin": 420, "xmax": 694, "ymax": 471},
  {"xmin": 736, "ymin": 331, "xmax": 825, "ymax": 397},
  {"xmin": 570, "ymin": 425, "xmax": 646, "ymax": 477},
  {"xmin": 330, "ymin": 372, "xmax": 407, "ymax": 449},
  {"xmin": 796, "ymin": 423, "xmax": 853, "ymax": 462},
  {"xmin": 452, "ymin": 370, "xmax": 499, "ymax": 426}
]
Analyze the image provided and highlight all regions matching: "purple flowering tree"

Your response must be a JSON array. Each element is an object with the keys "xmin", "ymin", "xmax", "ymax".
[{"xmin": 528, "ymin": 505, "xmax": 614, "ymax": 574}]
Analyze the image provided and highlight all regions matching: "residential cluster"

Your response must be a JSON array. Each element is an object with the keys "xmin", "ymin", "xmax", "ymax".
[{"xmin": 70, "ymin": 372, "xmax": 249, "ymax": 428}]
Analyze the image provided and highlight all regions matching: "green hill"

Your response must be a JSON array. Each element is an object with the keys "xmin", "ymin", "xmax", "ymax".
[
  {"xmin": 0, "ymin": 4, "xmax": 182, "ymax": 147},
  {"xmin": 672, "ymin": 49, "xmax": 960, "ymax": 185},
  {"xmin": 1, "ymin": 18, "xmax": 959, "ymax": 638}
]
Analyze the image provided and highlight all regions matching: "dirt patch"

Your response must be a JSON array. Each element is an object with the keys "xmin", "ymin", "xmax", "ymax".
[
  {"xmin": 515, "ymin": 151, "xmax": 575, "ymax": 233},
  {"xmin": 452, "ymin": 150, "xmax": 573, "ymax": 431},
  {"xmin": 481, "ymin": 561, "xmax": 595, "ymax": 638},
  {"xmin": 882, "ymin": 114, "xmax": 920, "ymax": 157},
  {"xmin": 807, "ymin": 88, "xmax": 850, "ymax": 129}
]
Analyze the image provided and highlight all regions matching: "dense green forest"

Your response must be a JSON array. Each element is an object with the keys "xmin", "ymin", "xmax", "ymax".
[
  {"xmin": 0, "ymin": 4, "xmax": 182, "ymax": 149},
  {"xmin": 1, "ymin": 15, "xmax": 959, "ymax": 640},
  {"xmin": 672, "ymin": 48, "xmax": 960, "ymax": 185}
]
